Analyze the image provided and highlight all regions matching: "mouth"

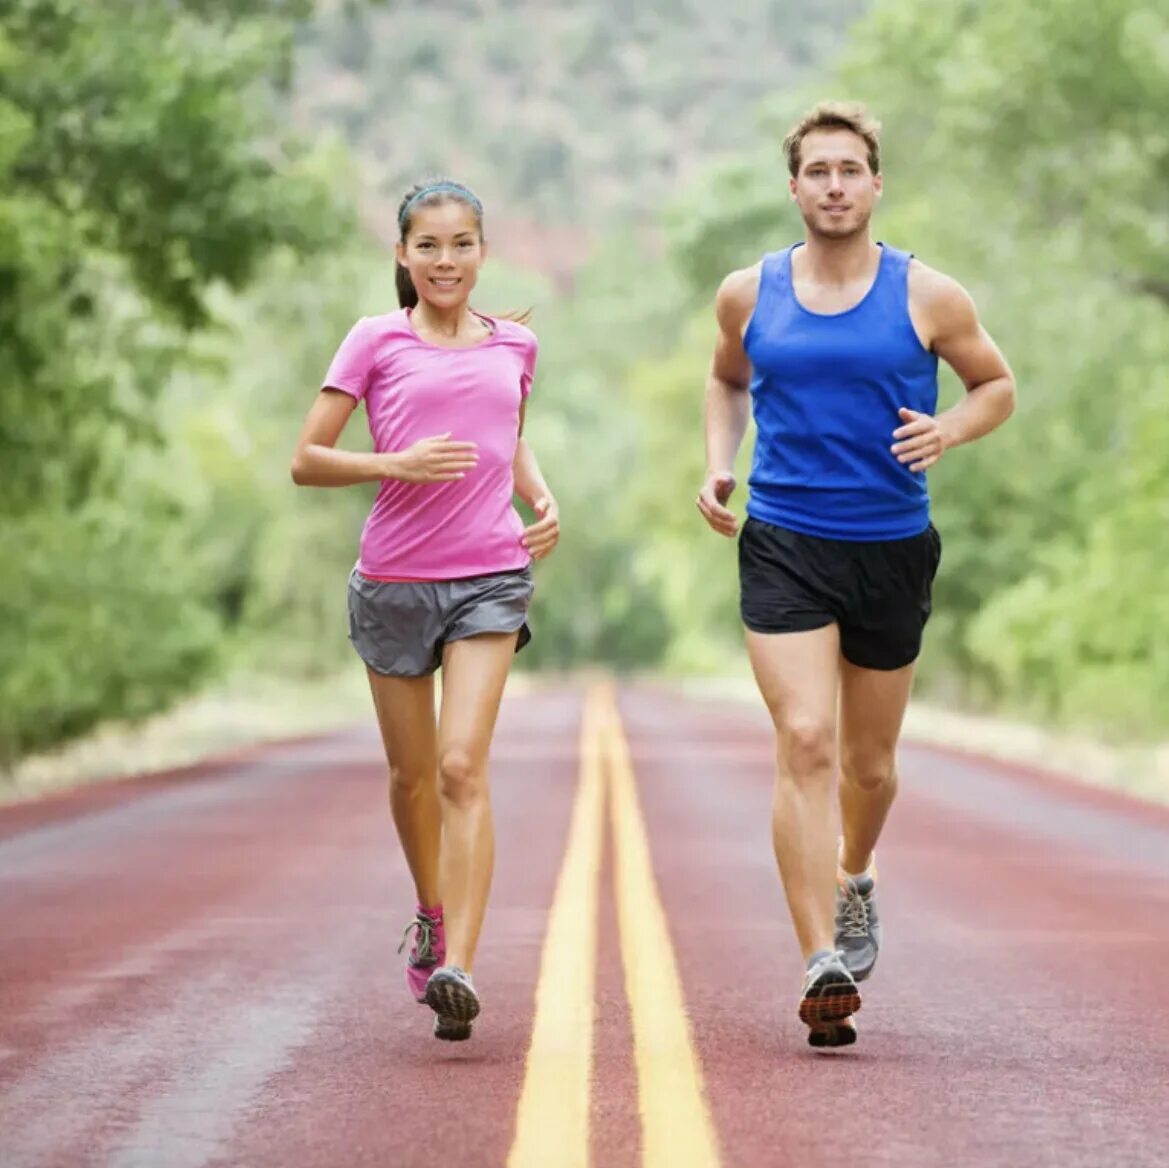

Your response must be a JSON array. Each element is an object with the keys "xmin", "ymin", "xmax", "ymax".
[
  {"xmin": 429, "ymin": 276, "xmax": 461, "ymax": 289},
  {"xmin": 823, "ymin": 205, "xmax": 851, "ymax": 215}
]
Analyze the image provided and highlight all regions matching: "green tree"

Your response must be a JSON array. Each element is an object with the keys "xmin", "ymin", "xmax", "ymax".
[{"xmin": 0, "ymin": 0, "xmax": 349, "ymax": 765}]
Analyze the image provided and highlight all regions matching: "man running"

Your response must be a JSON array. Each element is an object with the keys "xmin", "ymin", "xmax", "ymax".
[{"xmin": 696, "ymin": 101, "xmax": 1015, "ymax": 1048}]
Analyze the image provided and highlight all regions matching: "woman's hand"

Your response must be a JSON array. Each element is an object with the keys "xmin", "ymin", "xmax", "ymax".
[
  {"xmin": 522, "ymin": 496, "xmax": 560, "ymax": 559},
  {"xmin": 388, "ymin": 433, "xmax": 479, "ymax": 482}
]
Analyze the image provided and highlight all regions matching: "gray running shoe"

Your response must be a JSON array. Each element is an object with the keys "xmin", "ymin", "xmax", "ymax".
[
  {"xmin": 425, "ymin": 966, "xmax": 480, "ymax": 1042},
  {"xmin": 798, "ymin": 949, "xmax": 861, "ymax": 1031},
  {"xmin": 807, "ymin": 1015, "xmax": 858, "ymax": 1050},
  {"xmin": 835, "ymin": 869, "xmax": 881, "ymax": 982}
]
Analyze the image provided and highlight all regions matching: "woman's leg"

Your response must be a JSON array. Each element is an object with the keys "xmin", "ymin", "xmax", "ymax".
[
  {"xmin": 433, "ymin": 631, "xmax": 518, "ymax": 973},
  {"xmin": 365, "ymin": 669, "xmax": 441, "ymax": 909}
]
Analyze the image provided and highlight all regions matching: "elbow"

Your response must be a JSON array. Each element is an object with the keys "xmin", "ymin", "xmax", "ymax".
[
  {"xmin": 1000, "ymin": 377, "xmax": 1018, "ymax": 423},
  {"xmin": 290, "ymin": 455, "xmax": 310, "ymax": 486}
]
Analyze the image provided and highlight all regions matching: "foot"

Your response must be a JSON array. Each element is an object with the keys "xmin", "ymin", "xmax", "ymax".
[
  {"xmin": 798, "ymin": 949, "xmax": 861, "ymax": 1030},
  {"xmin": 425, "ymin": 966, "xmax": 480, "ymax": 1042},
  {"xmin": 808, "ymin": 1015, "xmax": 858, "ymax": 1050},
  {"xmin": 398, "ymin": 906, "xmax": 445, "ymax": 1003},
  {"xmin": 433, "ymin": 1014, "xmax": 474, "ymax": 1042},
  {"xmin": 835, "ymin": 859, "xmax": 881, "ymax": 982}
]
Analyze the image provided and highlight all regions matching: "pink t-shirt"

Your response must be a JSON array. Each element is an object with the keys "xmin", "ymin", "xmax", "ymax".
[{"xmin": 322, "ymin": 309, "xmax": 536, "ymax": 580}]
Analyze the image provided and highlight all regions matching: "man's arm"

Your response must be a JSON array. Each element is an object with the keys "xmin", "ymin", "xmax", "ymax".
[
  {"xmin": 895, "ymin": 264, "xmax": 1016, "ymax": 473},
  {"xmin": 697, "ymin": 265, "xmax": 759, "ymax": 536}
]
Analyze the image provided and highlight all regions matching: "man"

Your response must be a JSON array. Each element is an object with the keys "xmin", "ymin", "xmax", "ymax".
[{"xmin": 696, "ymin": 101, "xmax": 1015, "ymax": 1048}]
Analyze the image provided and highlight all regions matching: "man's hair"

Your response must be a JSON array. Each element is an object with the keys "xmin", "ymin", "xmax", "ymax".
[{"xmin": 783, "ymin": 101, "xmax": 882, "ymax": 178}]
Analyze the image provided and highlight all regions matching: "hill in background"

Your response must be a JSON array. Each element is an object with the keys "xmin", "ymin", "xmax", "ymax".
[{"xmin": 292, "ymin": 0, "xmax": 867, "ymax": 284}]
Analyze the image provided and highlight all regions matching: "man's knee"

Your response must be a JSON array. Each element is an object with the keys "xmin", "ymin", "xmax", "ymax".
[
  {"xmin": 840, "ymin": 749, "xmax": 897, "ymax": 794},
  {"xmin": 777, "ymin": 718, "xmax": 836, "ymax": 784}
]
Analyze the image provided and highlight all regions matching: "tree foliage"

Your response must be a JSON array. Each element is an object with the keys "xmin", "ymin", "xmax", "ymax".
[{"xmin": 0, "ymin": 0, "xmax": 348, "ymax": 765}]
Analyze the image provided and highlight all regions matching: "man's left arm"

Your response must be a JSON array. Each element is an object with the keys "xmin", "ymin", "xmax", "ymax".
[{"xmin": 893, "ymin": 265, "xmax": 1017, "ymax": 473}]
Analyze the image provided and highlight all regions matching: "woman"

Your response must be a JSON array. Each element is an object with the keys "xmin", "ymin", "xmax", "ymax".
[{"xmin": 291, "ymin": 179, "xmax": 560, "ymax": 1041}]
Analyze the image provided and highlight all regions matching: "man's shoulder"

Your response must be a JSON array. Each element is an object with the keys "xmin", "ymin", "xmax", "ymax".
[
  {"xmin": 907, "ymin": 257, "xmax": 979, "ymax": 336},
  {"xmin": 907, "ymin": 257, "xmax": 968, "ymax": 306},
  {"xmin": 716, "ymin": 262, "xmax": 764, "ymax": 320}
]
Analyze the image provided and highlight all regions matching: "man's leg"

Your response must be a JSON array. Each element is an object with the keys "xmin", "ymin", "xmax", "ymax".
[
  {"xmin": 745, "ymin": 623, "xmax": 842, "ymax": 961},
  {"xmin": 834, "ymin": 658, "xmax": 917, "ymax": 982},
  {"xmin": 837, "ymin": 659, "xmax": 916, "ymax": 876}
]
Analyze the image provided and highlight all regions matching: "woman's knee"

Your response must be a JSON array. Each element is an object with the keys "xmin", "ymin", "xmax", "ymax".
[
  {"xmin": 437, "ymin": 746, "xmax": 486, "ymax": 807},
  {"xmin": 388, "ymin": 764, "xmax": 433, "ymax": 799}
]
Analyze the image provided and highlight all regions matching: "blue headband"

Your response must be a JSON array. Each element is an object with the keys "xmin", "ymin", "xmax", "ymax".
[{"xmin": 398, "ymin": 183, "xmax": 483, "ymax": 226}]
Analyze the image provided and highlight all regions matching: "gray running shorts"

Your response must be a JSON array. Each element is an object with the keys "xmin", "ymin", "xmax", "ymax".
[{"xmin": 347, "ymin": 566, "xmax": 534, "ymax": 677}]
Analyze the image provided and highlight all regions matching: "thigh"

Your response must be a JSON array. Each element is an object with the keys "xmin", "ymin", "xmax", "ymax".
[
  {"xmin": 738, "ymin": 518, "xmax": 839, "ymax": 636},
  {"xmin": 839, "ymin": 524, "xmax": 941, "ymax": 671},
  {"xmin": 437, "ymin": 632, "xmax": 519, "ymax": 763},
  {"xmin": 745, "ymin": 623, "xmax": 841, "ymax": 736},
  {"xmin": 838, "ymin": 657, "xmax": 916, "ymax": 775},
  {"xmin": 445, "ymin": 568, "xmax": 534, "ymax": 653},
  {"xmin": 366, "ymin": 669, "xmax": 438, "ymax": 776},
  {"xmin": 348, "ymin": 571, "xmax": 444, "ymax": 677}
]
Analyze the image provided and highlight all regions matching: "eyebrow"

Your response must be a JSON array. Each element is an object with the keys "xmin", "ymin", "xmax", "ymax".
[{"xmin": 413, "ymin": 231, "xmax": 477, "ymax": 240}]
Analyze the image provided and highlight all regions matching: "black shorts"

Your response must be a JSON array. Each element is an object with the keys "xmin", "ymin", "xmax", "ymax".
[{"xmin": 738, "ymin": 516, "xmax": 942, "ymax": 671}]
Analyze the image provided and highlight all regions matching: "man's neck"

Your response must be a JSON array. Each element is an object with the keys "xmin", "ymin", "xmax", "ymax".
[{"xmin": 797, "ymin": 233, "xmax": 880, "ymax": 285}]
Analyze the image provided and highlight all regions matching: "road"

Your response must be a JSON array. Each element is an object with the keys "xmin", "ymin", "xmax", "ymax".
[{"xmin": 2, "ymin": 682, "xmax": 1167, "ymax": 1167}]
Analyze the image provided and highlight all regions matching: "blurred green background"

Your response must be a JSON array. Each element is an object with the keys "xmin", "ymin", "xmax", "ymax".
[{"xmin": 2, "ymin": 0, "xmax": 1167, "ymax": 771}]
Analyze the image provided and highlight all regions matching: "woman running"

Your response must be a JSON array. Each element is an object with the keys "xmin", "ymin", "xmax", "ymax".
[{"xmin": 291, "ymin": 178, "xmax": 560, "ymax": 1041}]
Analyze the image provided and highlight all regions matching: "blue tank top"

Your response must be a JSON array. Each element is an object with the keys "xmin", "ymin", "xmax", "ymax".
[{"xmin": 743, "ymin": 243, "xmax": 939, "ymax": 541}]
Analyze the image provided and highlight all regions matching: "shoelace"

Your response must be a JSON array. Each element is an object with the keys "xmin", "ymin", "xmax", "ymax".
[
  {"xmin": 397, "ymin": 914, "xmax": 437, "ymax": 963},
  {"xmin": 835, "ymin": 882, "xmax": 870, "ymax": 939}
]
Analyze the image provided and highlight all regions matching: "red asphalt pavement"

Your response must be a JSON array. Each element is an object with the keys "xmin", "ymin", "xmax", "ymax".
[{"xmin": 2, "ymin": 682, "xmax": 1168, "ymax": 1167}]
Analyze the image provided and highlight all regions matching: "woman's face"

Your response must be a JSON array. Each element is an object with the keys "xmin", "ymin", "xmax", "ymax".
[{"xmin": 396, "ymin": 201, "xmax": 487, "ymax": 309}]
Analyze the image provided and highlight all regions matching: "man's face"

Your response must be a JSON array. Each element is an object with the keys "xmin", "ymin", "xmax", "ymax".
[{"xmin": 790, "ymin": 129, "xmax": 882, "ymax": 240}]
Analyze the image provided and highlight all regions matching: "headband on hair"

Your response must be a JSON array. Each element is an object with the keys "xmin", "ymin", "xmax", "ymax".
[{"xmin": 398, "ymin": 182, "xmax": 484, "ymax": 226}]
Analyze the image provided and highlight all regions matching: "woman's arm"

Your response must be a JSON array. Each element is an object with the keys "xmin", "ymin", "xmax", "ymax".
[
  {"xmin": 513, "ymin": 402, "xmax": 560, "ymax": 559},
  {"xmin": 291, "ymin": 389, "xmax": 479, "ymax": 487}
]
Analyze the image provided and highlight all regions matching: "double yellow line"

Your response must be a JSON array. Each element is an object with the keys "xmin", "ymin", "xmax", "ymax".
[{"xmin": 508, "ymin": 684, "xmax": 722, "ymax": 1168}]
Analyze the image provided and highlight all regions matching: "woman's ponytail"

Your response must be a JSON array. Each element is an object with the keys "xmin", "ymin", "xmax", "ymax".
[{"xmin": 395, "ymin": 262, "xmax": 419, "ymax": 309}]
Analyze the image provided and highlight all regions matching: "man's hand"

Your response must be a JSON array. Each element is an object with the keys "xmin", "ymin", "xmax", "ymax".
[
  {"xmin": 892, "ymin": 408, "xmax": 950, "ymax": 473},
  {"xmin": 696, "ymin": 471, "xmax": 739, "ymax": 537},
  {"xmin": 522, "ymin": 496, "xmax": 560, "ymax": 559}
]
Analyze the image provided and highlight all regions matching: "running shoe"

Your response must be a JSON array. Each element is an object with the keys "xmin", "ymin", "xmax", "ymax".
[
  {"xmin": 835, "ymin": 860, "xmax": 881, "ymax": 982},
  {"xmin": 398, "ymin": 906, "xmax": 445, "ymax": 1004},
  {"xmin": 425, "ymin": 965, "xmax": 480, "ymax": 1042},
  {"xmin": 799, "ymin": 948, "xmax": 861, "ymax": 1030}
]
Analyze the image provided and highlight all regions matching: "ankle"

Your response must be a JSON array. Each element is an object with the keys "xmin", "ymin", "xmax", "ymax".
[{"xmin": 837, "ymin": 840, "xmax": 874, "ymax": 879}]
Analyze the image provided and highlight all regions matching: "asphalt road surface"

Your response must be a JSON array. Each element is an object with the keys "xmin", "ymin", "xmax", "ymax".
[{"xmin": 3, "ymin": 681, "xmax": 1167, "ymax": 1168}]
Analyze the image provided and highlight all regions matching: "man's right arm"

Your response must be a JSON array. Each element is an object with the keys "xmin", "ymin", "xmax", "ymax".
[{"xmin": 697, "ymin": 265, "xmax": 758, "ymax": 537}]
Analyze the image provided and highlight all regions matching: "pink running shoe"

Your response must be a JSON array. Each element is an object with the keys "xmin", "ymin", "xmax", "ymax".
[{"xmin": 398, "ymin": 906, "xmax": 445, "ymax": 1003}]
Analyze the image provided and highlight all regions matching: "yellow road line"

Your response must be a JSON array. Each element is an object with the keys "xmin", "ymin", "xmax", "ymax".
[
  {"xmin": 507, "ymin": 686, "xmax": 607, "ymax": 1168},
  {"xmin": 604, "ymin": 686, "xmax": 723, "ymax": 1168}
]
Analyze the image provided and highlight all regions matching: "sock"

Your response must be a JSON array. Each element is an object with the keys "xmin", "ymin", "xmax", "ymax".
[
  {"xmin": 417, "ymin": 903, "xmax": 443, "ymax": 921},
  {"xmin": 806, "ymin": 947, "xmax": 836, "ymax": 970}
]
